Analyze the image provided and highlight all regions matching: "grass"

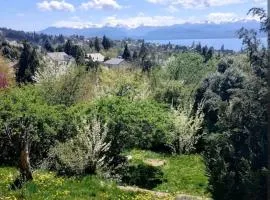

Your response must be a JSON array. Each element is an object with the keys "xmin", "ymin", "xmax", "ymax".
[
  {"xmin": 0, "ymin": 150, "xmax": 209, "ymax": 199},
  {"xmin": 124, "ymin": 149, "xmax": 209, "ymax": 197},
  {"xmin": 0, "ymin": 167, "xmax": 171, "ymax": 200}
]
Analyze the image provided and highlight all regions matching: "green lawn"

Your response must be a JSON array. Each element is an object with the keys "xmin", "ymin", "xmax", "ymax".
[
  {"xmin": 0, "ymin": 167, "xmax": 171, "ymax": 200},
  {"xmin": 125, "ymin": 149, "xmax": 209, "ymax": 197},
  {"xmin": 0, "ymin": 151, "xmax": 209, "ymax": 199}
]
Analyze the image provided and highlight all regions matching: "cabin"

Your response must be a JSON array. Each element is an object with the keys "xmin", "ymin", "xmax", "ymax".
[
  {"xmin": 47, "ymin": 52, "xmax": 75, "ymax": 66},
  {"xmin": 103, "ymin": 58, "xmax": 126, "ymax": 68}
]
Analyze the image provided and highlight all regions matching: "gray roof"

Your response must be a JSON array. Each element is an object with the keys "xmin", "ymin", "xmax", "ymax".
[
  {"xmin": 48, "ymin": 52, "xmax": 74, "ymax": 62},
  {"xmin": 104, "ymin": 58, "xmax": 125, "ymax": 65}
]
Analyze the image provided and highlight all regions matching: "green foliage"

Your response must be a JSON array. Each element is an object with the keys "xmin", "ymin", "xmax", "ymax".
[
  {"xmin": 153, "ymin": 80, "xmax": 184, "ymax": 108},
  {"xmin": 139, "ymin": 41, "xmax": 147, "ymax": 60},
  {"xmin": 102, "ymin": 35, "xmax": 112, "ymax": 50},
  {"xmin": 44, "ymin": 39, "xmax": 54, "ymax": 52},
  {"xmin": 17, "ymin": 42, "xmax": 40, "ymax": 83},
  {"xmin": 71, "ymin": 45, "xmax": 85, "ymax": 65},
  {"xmin": 94, "ymin": 37, "xmax": 100, "ymax": 52},
  {"xmin": 38, "ymin": 67, "xmax": 89, "ymax": 106},
  {"xmin": 166, "ymin": 52, "xmax": 216, "ymax": 85},
  {"xmin": 75, "ymin": 97, "xmax": 174, "ymax": 158},
  {"xmin": 170, "ymin": 104, "xmax": 204, "ymax": 154},
  {"xmin": 195, "ymin": 63, "xmax": 267, "ymax": 199},
  {"xmin": 64, "ymin": 39, "xmax": 72, "ymax": 55},
  {"xmin": 0, "ymin": 86, "xmax": 72, "ymax": 167},
  {"xmin": 45, "ymin": 118, "xmax": 111, "ymax": 175},
  {"xmin": 122, "ymin": 43, "xmax": 131, "ymax": 60}
]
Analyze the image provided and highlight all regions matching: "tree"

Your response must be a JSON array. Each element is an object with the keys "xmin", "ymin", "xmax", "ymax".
[
  {"xmin": 195, "ymin": 43, "xmax": 202, "ymax": 54},
  {"xmin": 0, "ymin": 86, "xmax": 69, "ymax": 186},
  {"xmin": 201, "ymin": 45, "xmax": 208, "ymax": 57},
  {"xmin": 220, "ymin": 44, "xmax": 225, "ymax": 52},
  {"xmin": 44, "ymin": 39, "xmax": 54, "ymax": 52},
  {"xmin": 102, "ymin": 35, "xmax": 111, "ymax": 50},
  {"xmin": 122, "ymin": 43, "xmax": 131, "ymax": 60},
  {"xmin": 16, "ymin": 42, "xmax": 40, "ymax": 83},
  {"xmin": 139, "ymin": 40, "xmax": 147, "ymax": 61},
  {"xmin": 133, "ymin": 51, "xmax": 138, "ymax": 60},
  {"xmin": 94, "ymin": 37, "xmax": 100, "ymax": 52},
  {"xmin": 58, "ymin": 34, "xmax": 65, "ymax": 43},
  {"xmin": 205, "ymin": 47, "xmax": 214, "ymax": 62},
  {"xmin": 71, "ymin": 45, "xmax": 85, "ymax": 65},
  {"xmin": 194, "ymin": 62, "xmax": 267, "ymax": 199},
  {"xmin": 64, "ymin": 39, "xmax": 72, "ymax": 55},
  {"xmin": 89, "ymin": 40, "xmax": 94, "ymax": 49}
]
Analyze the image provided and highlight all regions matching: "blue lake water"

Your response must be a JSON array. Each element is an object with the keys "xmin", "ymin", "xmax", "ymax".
[{"xmin": 147, "ymin": 38, "xmax": 267, "ymax": 52}]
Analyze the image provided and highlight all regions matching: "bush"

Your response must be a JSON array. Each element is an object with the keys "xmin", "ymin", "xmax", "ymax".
[
  {"xmin": 154, "ymin": 80, "xmax": 184, "ymax": 108},
  {"xmin": 170, "ymin": 103, "xmax": 204, "ymax": 154},
  {"xmin": 45, "ymin": 118, "xmax": 110, "ymax": 175},
  {"xmin": 73, "ymin": 97, "xmax": 174, "ymax": 161},
  {"xmin": 166, "ymin": 53, "xmax": 216, "ymax": 85},
  {"xmin": 195, "ymin": 64, "xmax": 267, "ymax": 199},
  {"xmin": 0, "ymin": 86, "xmax": 74, "ymax": 182},
  {"xmin": 0, "ymin": 57, "xmax": 14, "ymax": 88}
]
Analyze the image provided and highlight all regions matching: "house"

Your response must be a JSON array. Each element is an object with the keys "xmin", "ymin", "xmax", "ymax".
[
  {"xmin": 47, "ymin": 52, "xmax": 75, "ymax": 66},
  {"xmin": 103, "ymin": 58, "xmax": 126, "ymax": 68},
  {"xmin": 86, "ymin": 53, "xmax": 105, "ymax": 62}
]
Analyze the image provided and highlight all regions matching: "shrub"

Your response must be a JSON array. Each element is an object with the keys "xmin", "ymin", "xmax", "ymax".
[
  {"xmin": 45, "ymin": 118, "xmax": 110, "ymax": 175},
  {"xmin": 195, "ymin": 64, "xmax": 267, "ymax": 199},
  {"xmin": 154, "ymin": 80, "xmax": 184, "ymax": 108},
  {"xmin": 170, "ymin": 103, "xmax": 204, "ymax": 154},
  {"xmin": 73, "ymin": 97, "xmax": 174, "ymax": 162},
  {"xmin": 166, "ymin": 53, "xmax": 216, "ymax": 85},
  {"xmin": 0, "ymin": 57, "xmax": 14, "ymax": 88},
  {"xmin": 0, "ymin": 86, "xmax": 72, "ymax": 183}
]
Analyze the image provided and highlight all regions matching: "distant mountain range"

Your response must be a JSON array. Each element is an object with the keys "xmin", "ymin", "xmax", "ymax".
[{"xmin": 41, "ymin": 20, "xmax": 265, "ymax": 40}]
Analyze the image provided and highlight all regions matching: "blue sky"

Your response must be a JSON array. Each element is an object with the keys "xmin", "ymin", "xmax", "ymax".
[{"xmin": 0, "ymin": 0, "xmax": 266, "ymax": 31}]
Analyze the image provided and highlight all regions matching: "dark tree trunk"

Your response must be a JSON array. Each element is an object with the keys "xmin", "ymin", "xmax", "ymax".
[{"xmin": 19, "ymin": 141, "xmax": 33, "ymax": 182}]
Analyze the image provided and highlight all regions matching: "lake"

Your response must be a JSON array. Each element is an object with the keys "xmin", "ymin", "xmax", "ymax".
[{"xmin": 147, "ymin": 38, "xmax": 267, "ymax": 52}]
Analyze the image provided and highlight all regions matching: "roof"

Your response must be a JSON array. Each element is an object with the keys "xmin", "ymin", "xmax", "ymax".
[
  {"xmin": 48, "ymin": 52, "xmax": 74, "ymax": 62},
  {"xmin": 104, "ymin": 58, "xmax": 125, "ymax": 65},
  {"xmin": 88, "ymin": 53, "xmax": 104, "ymax": 62}
]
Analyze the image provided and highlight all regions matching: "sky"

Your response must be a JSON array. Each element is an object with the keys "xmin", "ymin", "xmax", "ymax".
[{"xmin": 0, "ymin": 0, "xmax": 267, "ymax": 31}]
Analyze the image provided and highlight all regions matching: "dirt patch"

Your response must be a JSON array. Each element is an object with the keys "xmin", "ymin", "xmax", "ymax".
[
  {"xmin": 144, "ymin": 159, "xmax": 166, "ymax": 167},
  {"xmin": 118, "ymin": 185, "xmax": 170, "ymax": 198}
]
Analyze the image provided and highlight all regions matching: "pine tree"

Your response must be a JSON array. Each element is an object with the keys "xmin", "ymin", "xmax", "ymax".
[
  {"xmin": 102, "ymin": 35, "xmax": 111, "ymax": 50},
  {"xmin": 122, "ymin": 43, "xmax": 131, "ymax": 60},
  {"xmin": 64, "ymin": 39, "xmax": 72, "ymax": 55},
  {"xmin": 139, "ymin": 40, "xmax": 147, "ymax": 60},
  {"xmin": 71, "ymin": 45, "xmax": 85, "ymax": 65},
  {"xmin": 44, "ymin": 39, "xmax": 54, "ymax": 52},
  {"xmin": 195, "ymin": 43, "xmax": 202, "ymax": 54},
  {"xmin": 17, "ymin": 42, "xmax": 39, "ymax": 83},
  {"xmin": 89, "ymin": 40, "xmax": 94, "ymax": 49},
  {"xmin": 94, "ymin": 37, "xmax": 100, "ymax": 52},
  {"xmin": 58, "ymin": 34, "xmax": 65, "ymax": 43}
]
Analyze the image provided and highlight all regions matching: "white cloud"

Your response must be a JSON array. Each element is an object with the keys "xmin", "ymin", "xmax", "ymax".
[
  {"xmin": 37, "ymin": 0, "xmax": 75, "ymax": 12},
  {"xmin": 253, "ymin": 0, "xmax": 267, "ymax": 6},
  {"xmin": 147, "ymin": 0, "xmax": 244, "ymax": 9},
  {"xmin": 206, "ymin": 12, "xmax": 260, "ymax": 24},
  {"xmin": 52, "ymin": 12, "xmax": 260, "ymax": 29},
  {"xmin": 53, "ymin": 14, "xmax": 188, "ymax": 28},
  {"xmin": 80, "ymin": 0, "xmax": 122, "ymax": 10}
]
